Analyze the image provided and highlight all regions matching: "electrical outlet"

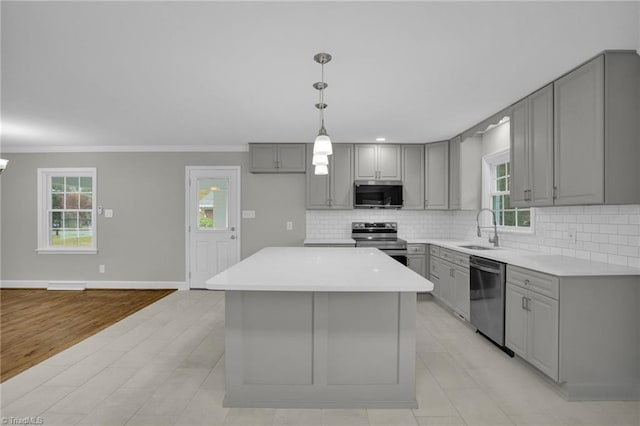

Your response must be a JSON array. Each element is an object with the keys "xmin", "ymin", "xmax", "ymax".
[
  {"xmin": 286, "ymin": 221, "xmax": 293, "ymax": 231},
  {"xmin": 99, "ymin": 264, "xmax": 105, "ymax": 273},
  {"xmin": 567, "ymin": 230, "xmax": 577, "ymax": 243}
]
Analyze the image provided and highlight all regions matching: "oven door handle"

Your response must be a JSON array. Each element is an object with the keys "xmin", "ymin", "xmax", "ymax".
[
  {"xmin": 380, "ymin": 250, "xmax": 408, "ymax": 256},
  {"xmin": 470, "ymin": 263, "xmax": 502, "ymax": 274}
]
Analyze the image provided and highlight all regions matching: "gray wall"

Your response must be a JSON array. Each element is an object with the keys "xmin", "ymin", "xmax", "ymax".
[{"xmin": 0, "ymin": 152, "xmax": 306, "ymax": 282}]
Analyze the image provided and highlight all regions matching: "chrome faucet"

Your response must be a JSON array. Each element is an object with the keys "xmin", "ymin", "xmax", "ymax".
[{"xmin": 476, "ymin": 208, "xmax": 499, "ymax": 247}]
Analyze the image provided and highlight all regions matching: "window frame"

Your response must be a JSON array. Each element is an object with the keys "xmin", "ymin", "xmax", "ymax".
[
  {"xmin": 37, "ymin": 167, "xmax": 98, "ymax": 254},
  {"xmin": 481, "ymin": 150, "xmax": 534, "ymax": 234}
]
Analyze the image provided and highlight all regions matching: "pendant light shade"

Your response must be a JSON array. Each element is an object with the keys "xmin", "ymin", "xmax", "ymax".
[
  {"xmin": 314, "ymin": 164, "xmax": 329, "ymax": 175},
  {"xmin": 313, "ymin": 132, "xmax": 332, "ymax": 156},
  {"xmin": 312, "ymin": 153, "xmax": 329, "ymax": 166}
]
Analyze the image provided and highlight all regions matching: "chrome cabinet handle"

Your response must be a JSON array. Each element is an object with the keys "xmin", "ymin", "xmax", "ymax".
[
  {"xmin": 522, "ymin": 296, "xmax": 526, "ymax": 310},
  {"xmin": 231, "ymin": 226, "xmax": 236, "ymax": 231},
  {"xmin": 524, "ymin": 279, "xmax": 530, "ymax": 286}
]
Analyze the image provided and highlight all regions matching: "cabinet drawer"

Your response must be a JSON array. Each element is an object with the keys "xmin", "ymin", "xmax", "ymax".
[
  {"xmin": 407, "ymin": 244, "xmax": 426, "ymax": 255},
  {"xmin": 440, "ymin": 248, "xmax": 456, "ymax": 262},
  {"xmin": 452, "ymin": 252, "xmax": 469, "ymax": 268},
  {"xmin": 507, "ymin": 265, "xmax": 559, "ymax": 300},
  {"xmin": 429, "ymin": 245, "xmax": 440, "ymax": 257}
]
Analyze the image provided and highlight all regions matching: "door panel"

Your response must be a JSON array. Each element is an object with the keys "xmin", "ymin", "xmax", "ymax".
[
  {"xmin": 354, "ymin": 144, "xmax": 377, "ymax": 180},
  {"xmin": 529, "ymin": 84, "xmax": 554, "ymax": 206},
  {"xmin": 188, "ymin": 167, "xmax": 240, "ymax": 288},
  {"xmin": 527, "ymin": 292, "xmax": 559, "ymax": 381},
  {"xmin": 505, "ymin": 284, "xmax": 528, "ymax": 358},
  {"xmin": 510, "ymin": 99, "xmax": 528, "ymax": 207}
]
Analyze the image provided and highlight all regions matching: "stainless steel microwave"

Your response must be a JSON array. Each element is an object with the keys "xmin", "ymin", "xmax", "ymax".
[{"xmin": 354, "ymin": 180, "xmax": 403, "ymax": 209}]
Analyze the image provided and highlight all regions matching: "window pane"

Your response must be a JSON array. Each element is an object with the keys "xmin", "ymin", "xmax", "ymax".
[
  {"xmin": 505, "ymin": 175, "xmax": 510, "ymax": 191},
  {"xmin": 505, "ymin": 162, "xmax": 509, "ymax": 175},
  {"xmin": 80, "ymin": 177, "xmax": 92, "ymax": 192},
  {"xmin": 64, "ymin": 212, "xmax": 78, "ymax": 228},
  {"xmin": 495, "ymin": 210, "xmax": 504, "ymax": 226},
  {"xmin": 79, "ymin": 194, "xmax": 92, "ymax": 209},
  {"xmin": 50, "ymin": 229, "xmax": 64, "ymax": 246},
  {"xmin": 492, "ymin": 196, "xmax": 502, "ymax": 211},
  {"xmin": 51, "ymin": 177, "xmax": 65, "ymax": 193},
  {"xmin": 198, "ymin": 178, "xmax": 229, "ymax": 230},
  {"xmin": 52, "ymin": 194, "xmax": 64, "ymax": 209},
  {"xmin": 66, "ymin": 177, "xmax": 79, "ymax": 192},
  {"xmin": 503, "ymin": 194, "xmax": 511, "ymax": 209},
  {"xmin": 78, "ymin": 230, "xmax": 93, "ymax": 246},
  {"xmin": 65, "ymin": 193, "xmax": 79, "ymax": 209},
  {"xmin": 51, "ymin": 212, "xmax": 62, "ymax": 229},
  {"xmin": 504, "ymin": 210, "xmax": 516, "ymax": 226},
  {"xmin": 496, "ymin": 163, "xmax": 506, "ymax": 178},
  {"xmin": 517, "ymin": 210, "xmax": 531, "ymax": 227},
  {"xmin": 63, "ymin": 230, "xmax": 79, "ymax": 246},
  {"xmin": 79, "ymin": 212, "xmax": 92, "ymax": 229},
  {"xmin": 497, "ymin": 177, "xmax": 507, "ymax": 192}
]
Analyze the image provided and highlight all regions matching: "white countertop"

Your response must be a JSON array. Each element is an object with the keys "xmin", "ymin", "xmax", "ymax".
[
  {"xmin": 206, "ymin": 247, "xmax": 434, "ymax": 292},
  {"xmin": 303, "ymin": 238, "xmax": 356, "ymax": 246},
  {"xmin": 408, "ymin": 239, "xmax": 640, "ymax": 277}
]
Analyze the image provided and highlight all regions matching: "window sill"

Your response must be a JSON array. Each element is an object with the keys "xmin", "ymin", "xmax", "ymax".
[
  {"xmin": 36, "ymin": 248, "xmax": 98, "ymax": 255},
  {"xmin": 495, "ymin": 226, "xmax": 535, "ymax": 235}
]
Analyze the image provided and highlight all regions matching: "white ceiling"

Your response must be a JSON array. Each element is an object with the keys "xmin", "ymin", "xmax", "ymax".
[{"xmin": 1, "ymin": 1, "xmax": 639, "ymax": 153}]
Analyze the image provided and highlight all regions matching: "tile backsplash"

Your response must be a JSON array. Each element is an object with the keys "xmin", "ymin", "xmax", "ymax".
[{"xmin": 306, "ymin": 204, "xmax": 640, "ymax": 268}]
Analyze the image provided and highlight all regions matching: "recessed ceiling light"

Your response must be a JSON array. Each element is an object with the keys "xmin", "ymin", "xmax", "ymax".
[{"xmin": 375, "ymin": 137, "xmax": 386, "ymax": 142}]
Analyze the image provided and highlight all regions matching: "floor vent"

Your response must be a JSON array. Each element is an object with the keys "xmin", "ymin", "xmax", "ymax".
[{"xmin": 47, "ymin": 282, "xmax": 87, "ymax": 291}]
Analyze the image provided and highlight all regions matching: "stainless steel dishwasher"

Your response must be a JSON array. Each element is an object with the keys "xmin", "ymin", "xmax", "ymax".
[{"xmin": 469, "ymin": 255, "xmax": 511, "ymax": 353}]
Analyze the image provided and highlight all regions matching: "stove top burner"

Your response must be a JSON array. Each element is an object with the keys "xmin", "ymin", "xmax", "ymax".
[{"xmin": 351, "ymin": 222, "xmax": 406, "ymax": 250}]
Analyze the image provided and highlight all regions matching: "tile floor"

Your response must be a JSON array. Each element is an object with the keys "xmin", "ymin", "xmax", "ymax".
[{"xmin": 0, "ymin": 291, "xmax": 638, "ymax": 425}]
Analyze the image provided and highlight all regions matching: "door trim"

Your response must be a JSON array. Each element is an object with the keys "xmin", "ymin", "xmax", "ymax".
[{"xmin": 185, "ymin": 166, "xmax": 241, "ymax": 289}]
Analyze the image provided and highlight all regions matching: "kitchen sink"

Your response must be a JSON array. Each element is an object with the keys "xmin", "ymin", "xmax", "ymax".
[{"xmin": 458, "ymin": 244, "xmax": 495, "ymax": 250}]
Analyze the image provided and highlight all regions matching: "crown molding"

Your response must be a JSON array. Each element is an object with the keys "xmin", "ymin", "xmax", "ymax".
[{"xmin": 0, "ymin": 144, "xmax": 250, "ymax": 154}]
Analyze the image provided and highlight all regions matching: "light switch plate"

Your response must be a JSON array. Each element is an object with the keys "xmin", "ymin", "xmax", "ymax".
[
  {"xmin": 105, "ymin": 209, "xmax": 114, "ymax": 218},
  {"xmin": 242, "ymin": 210, "xmax": 256, "ymax": 219}
]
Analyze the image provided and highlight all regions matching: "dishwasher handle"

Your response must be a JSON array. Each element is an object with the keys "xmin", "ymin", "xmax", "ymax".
[{"xmin": 470, "ymin": 262, "xmax": 502, "ymax": 274}]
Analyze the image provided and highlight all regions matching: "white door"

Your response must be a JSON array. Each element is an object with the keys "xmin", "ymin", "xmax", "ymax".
[{"xmin": 187, "ymin": 166, "xmax": 240, "ymax": 289}]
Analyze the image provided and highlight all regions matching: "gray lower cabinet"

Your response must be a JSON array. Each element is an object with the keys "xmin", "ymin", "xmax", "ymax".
[
  {"xmin": 406, "ymin": 244, "xmax": 427, "ymax": 277},
  {"xmin": 354, "ymin": 144, "xmax": 401, "ymax": 181},
  {"xmin": 306, "ymin": 144, "xmax": 353, "ymax": 209},
  {"xmin": 401, "ymin": 145, "xmax": 425, "ymax": 209},
  {"xmin": 510, "ymin": 84, "xmax": 554, "ymax": 207},
  {"xmin": 250, "ymin": 143, "xmax": 306, "ymax": 173},
  {"xmin": 424, "ymin": 141, "xmax": 449, "ymax": 210},
  {"xmin": 429, "ymin": 246, "xmax": 469, "ymax": 320},
  {"xmin": 448, "ymin": 136, "xmax": 461, "ymax": 210},
  {"xmin": 553, "ymin": 51, "xmax": 639, "ymax": 205}
]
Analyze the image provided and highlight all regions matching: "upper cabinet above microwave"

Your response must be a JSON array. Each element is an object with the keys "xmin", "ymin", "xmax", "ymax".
[{"xmin": 354, "ymin": 144, "xmax": 402, "ymax": 180}]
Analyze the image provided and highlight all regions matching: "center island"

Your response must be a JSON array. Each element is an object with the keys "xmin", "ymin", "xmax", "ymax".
[{"xmin": 206, "ymin": 246, "xmax": 433, "ymax": 409}]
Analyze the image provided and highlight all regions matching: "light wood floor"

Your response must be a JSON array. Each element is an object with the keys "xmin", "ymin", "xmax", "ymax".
[{"xmin": 0, "ymin": 288, "xmax": 175, "ymax": 382}]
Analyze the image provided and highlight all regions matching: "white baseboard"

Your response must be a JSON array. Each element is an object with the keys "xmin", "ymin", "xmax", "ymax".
[{"xmin": 1, "ymin": 280, "xmax": 188, "ymax": 291}]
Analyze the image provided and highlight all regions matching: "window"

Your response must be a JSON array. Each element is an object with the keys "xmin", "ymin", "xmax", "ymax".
[
  {"xmin": 482, "ymin": 151, "xmax": 532, "ymax": 232},
  {"xmin": 37, "ymin": 168, "xmax": 97, "ymax": 254}
]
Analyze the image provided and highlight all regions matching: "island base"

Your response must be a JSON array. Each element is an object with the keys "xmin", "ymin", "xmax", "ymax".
[{"xmin": 224, "ymin": 291, "xmax": 418, "ymax": 409}]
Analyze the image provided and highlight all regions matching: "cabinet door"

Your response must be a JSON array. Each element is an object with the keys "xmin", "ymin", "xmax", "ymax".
[
  {"xmin": 425, "ymin": 141, "xmax": 449, "ymax": 210},
  {"xmin": 377, "ymin": 144, "xmax": 402, "ymax": 180},
  {"xmin": 277, "ymin": 144, "xmax": 306, "ymax": 172},
  {"xmin": 449, "ymin": 136, "xmax": 461, "ymax": 210},
  {"xmin": 407, "ymin": 255, "xmax": 426, "ymax": 277},
  {"xmin": 453, "ymin": 265, "xmax": 470, "ymax": 320},
  {"xmin": 505, "ymin": 283, "xmax": 528, "ymax": 359},
  {"xmin": 330, "ymin": 144, "xmax": 354, "ymax": 209},
  {"xmin": 438, "ymin": 261, "xmax": 454, "ymax": 308},
  {"xmin": 529, "ymin": 84, "xmax": 554, "ymax": 206},
  {"xmin": 554, "ymin": 55, "xmax": 604, "ymax": 205},
  {"xmin": 510, "ymin": 99, "xmax": 529, "ymax": 207},
  {"xmin": 354, "ymin": 144, "xmax": 378, "ymax": 179},
  {"xmin": 306, "ymin": 144, "xmax": 330, "ymax": 209},
  {"xmin": 250, "ymin": 144, "xmax": 278, "ymax": 172},
  {"xmin": 430, "ymin": 274, "xmax": 440, "ymax": 299},
  {"xmin": 527, "ymin": 292, "xmax": 559, "ymax": 381},
  {"xmin": 402, "ymin": 145, "xmax": 425, "ymax": 209}
]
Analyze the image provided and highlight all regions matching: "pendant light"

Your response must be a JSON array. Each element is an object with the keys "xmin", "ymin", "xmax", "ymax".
[{"xmin": 312, "ymin": 53, "xmax": 332, "ymax": 175}]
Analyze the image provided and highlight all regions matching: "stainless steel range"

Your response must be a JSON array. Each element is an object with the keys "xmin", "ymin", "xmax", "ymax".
[{"xmin": 351, "ymin": 222, "xmax": 407, "ymax": 265}]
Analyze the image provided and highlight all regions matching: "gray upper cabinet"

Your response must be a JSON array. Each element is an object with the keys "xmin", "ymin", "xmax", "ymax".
[
  {"xmin": 250, "ymin": 143, "xmax": 306, "ymax": 173},
  {"xmin": 553, "ymin": 52, "xmax": 639, "ymax": 205},
  {"xmin": 354, "ymin": 144, "xmax": 401, "ymax": 180},
  {"xmin": 424, "ymin": 141, "xmax": 449, "ymax": 210},
  {"xmin": 510, "ymin": 84, "xmax": 554, "ymax": 207},
  {"xmin": 306, "ymin": 144, "xmax": 353, "ymax": 209},
  {"xmin": 401, "ymin": 145, "xmax": 425, "ymax": 209},
  {"xmin": 448, "ymin": 136, "xmax": 461, "ymax": 210}
]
